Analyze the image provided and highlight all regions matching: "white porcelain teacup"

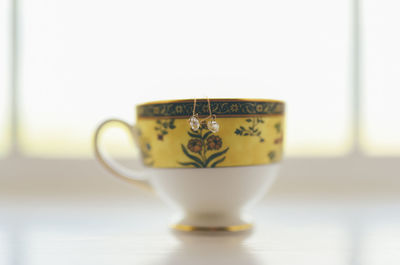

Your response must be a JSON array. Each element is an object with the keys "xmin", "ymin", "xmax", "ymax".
[{"xmin": 94, "ymin": 98, "xmax": 285, "ymax": 231}]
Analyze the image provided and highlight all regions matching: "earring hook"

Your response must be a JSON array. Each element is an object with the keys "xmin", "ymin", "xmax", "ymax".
[
  {"xmin": 200, "ymin": 97, "xmax": 212, "ymax": 123},
  {"xmin": 189, "ymin": 97, "xmax": 219, "ymax": 133},
  {"xmin": 189, "ymin": 97, "xmax": 200, "ymax": 131}
]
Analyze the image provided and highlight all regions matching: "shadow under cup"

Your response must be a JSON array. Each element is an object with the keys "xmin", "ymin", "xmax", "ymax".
[{"xmin": 95, "ymin": 98, "xmax": 285, "ymax": 232}]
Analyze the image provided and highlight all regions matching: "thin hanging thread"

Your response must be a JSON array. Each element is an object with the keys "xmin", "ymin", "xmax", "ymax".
[
  {"xmin": 192, "ymin": 97, "xmax": 212, "ymax": 122},
  {"xmin": 200, "ymin": 97, "xmax": 213, "ymax": 124},
  {"xmin": 192, "ymin": 98, "xmax": 197, "ymax": 116}
]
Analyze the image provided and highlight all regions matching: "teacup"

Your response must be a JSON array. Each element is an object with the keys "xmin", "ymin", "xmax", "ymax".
[{"xmin": 94, "ymin": 98, "xmax": 285, "ymax": 231}]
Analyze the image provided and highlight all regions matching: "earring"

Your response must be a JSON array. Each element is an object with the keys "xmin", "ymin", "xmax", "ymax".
[
  {"xmin": 204, "ymin": 98, "xmax": 219, "ymax": 133},
  {"xmin": 207, "ymin": 114, "xmax": 219, "ymax": 133},
  {"xmin": 190, "ymin": 97, "xmax": 219, "ymax": 132},
  {"xmin": 189, "ymin": 98, "xmax": 200, "ymax": 131},
  {"xmin": 189, "ymin": 114, "xmax": 200, "ymax": 131}
]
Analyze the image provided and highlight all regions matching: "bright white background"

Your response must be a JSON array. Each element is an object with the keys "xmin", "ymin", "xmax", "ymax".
[
  {"xmin": 0, "ymin": 0, "xmax": 10, "ymax": 156},
  {"xmin": 0, "ymin": 0, "xmax": 399, "ymax": 193},
  {"xmin": 0, "ymin": 0, "xmax": 398, "ymax": 180},
  {"xmin": 17, "ymin": 0, "xmax": 352, "ymax": 157},
  {"xmin": 0, "ymin": 0, "xmax": 399, "ymax": 159},
  {"xmin": 362, "ymin": 0, "xmax": 400, "ymax": 155}
]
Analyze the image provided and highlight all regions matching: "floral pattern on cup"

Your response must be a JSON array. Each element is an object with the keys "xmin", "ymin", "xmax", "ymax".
[
  {"xmin": 268, "ymin": 122, "xmax": 284, "ymax": 161},
  {"xmin": 179, "ymin": 125, "xmax": 229, "ymax": 168},
  {"xmin": 137, "ymin": 129, "xmax": 154, "ymax": 166},
  {"xmin": 154, "ymin": 119, "xmax": 176, "ymax": 141},
  {"xmin": 268, "ymin": 151, "xmax": 276, "ymax": 161},
  {"xmin": 273, "ymin": 122, "xmax": 283, "ymax": 144},
  {"xmin": 234, "ymin": 117, "xmax": 265, "ymax": 142}
]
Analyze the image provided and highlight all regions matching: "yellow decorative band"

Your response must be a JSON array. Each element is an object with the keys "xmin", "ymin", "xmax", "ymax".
[{"xmin": 136, "ymin": 115, "xmax": 284, "ymax": 168}]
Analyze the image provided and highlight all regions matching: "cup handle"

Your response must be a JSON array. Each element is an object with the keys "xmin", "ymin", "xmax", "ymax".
[{"xmin": 94, "ymin": 119, "xmax": 153, "ymax": 192}]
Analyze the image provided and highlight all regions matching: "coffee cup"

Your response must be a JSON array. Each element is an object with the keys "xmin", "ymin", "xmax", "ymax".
[{"xmin": 94, "ymin": 98, "xmax": 285, "ymax": 231}]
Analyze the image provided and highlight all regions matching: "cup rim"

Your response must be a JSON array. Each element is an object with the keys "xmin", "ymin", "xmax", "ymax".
[
  {"xmin": 137, "ymin": 98, "xmax": 285, "ymax": 106},
  {"xmin": 136, "ymin": 98, "xmax": 285, "ymax": 119}
]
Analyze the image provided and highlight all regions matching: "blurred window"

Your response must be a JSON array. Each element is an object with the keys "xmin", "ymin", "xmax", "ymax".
[
  {"xmin": 17, "ymin": 0, "xmax": 351, "ymax": 157},
  {"xmin": 3, "ymin": 0, "xmax": 398, "ymax": 158},
  {"xmin": 0, "ymin": 0, "xmax": 10, "ymax": 157},
  {"xmin": 361, "ymin": 0, "xmax": 400, "ymax": 155}
]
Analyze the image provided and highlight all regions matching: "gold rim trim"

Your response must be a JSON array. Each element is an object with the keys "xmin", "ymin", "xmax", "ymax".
[
  {"xmin": 171, "ymin": 223, "xmax": 253, "ymax": 232},
  {"xmin": 138, "ymin": 98, "xmax": 284, "ymax": 106}
]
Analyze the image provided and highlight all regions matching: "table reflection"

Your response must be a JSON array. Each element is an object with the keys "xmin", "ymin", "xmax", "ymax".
[
  {"xmin": 149, "ymin": 230, "xmax": 260, "ymax": 265},
  {"xmin": 1, "ymin": 200, "xmax": 400, "ymax": 265}
]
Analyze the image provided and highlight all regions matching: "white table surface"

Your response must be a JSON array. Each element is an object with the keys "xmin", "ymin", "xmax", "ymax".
[{"xmin": 1, "ymin": 192, "xmax": 400, "ymax": 265}]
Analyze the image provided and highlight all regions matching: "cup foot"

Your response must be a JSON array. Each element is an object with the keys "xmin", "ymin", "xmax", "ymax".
[
  {"xmin": 170, "ymin": 213, "xmax": 253, "ymax": 232},
  {"xmin": 170, "ymin": 223, "xmax": 253, "ymax": 232}
]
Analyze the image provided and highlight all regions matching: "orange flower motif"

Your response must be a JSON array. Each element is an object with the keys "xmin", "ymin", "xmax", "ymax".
[
  {"xmin": 187, "ymin": 139, "xmax": 202, "ymax": 153},
  {"xmin": 207, "ymin": 135, "xmax": 222, "ymax": 150},
  {"xmin": 274, "ymin": 136, "xmax": 283, "ymax": 144},
  {"xmin": 179, "ymin": 128, "xmax": 229, "ymax": 168}
]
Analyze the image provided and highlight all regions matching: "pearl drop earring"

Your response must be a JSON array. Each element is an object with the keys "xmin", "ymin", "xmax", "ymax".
[
  {"xmin": 203, "ymin": 97, "xmax": 219, "ymax": 133},
  {"xmin": 189, "ymin": 98, "xmax": 200, "ymax": 131},
  {"xmin": 207, "ymin": 114, "xmax": 219, "ymax": 133}
]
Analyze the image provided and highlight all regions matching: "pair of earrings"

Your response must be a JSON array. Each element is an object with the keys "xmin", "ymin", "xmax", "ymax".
[{"xmin": 188, "ymin": 98, "xmax": 219, "ymax": 133}]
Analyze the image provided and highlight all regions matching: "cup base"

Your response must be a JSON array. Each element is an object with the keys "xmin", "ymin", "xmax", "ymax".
[
  {"xmin": 170, "ymin": 223, "xmax": 253, "ymax": 232},
  {"xmin": 170, "ymin": 213, "xmax": 253, "ymax": 232}
]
